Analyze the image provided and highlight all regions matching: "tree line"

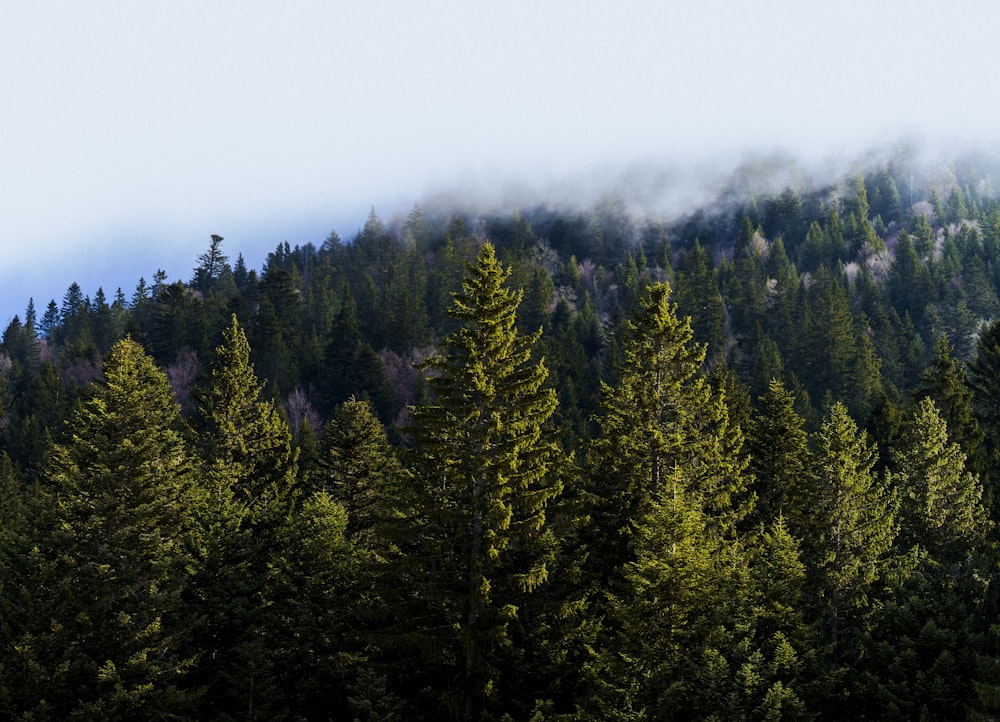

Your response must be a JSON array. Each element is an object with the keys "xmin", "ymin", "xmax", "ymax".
[{"xmin": 2, "ymin": 154, "xmax": 1000, "ymax": 718}]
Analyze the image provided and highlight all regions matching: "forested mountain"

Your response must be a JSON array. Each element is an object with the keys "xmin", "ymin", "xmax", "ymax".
[{"xmin": 3, "ymin": 150, "xmax": 1000, "ymax": 718}]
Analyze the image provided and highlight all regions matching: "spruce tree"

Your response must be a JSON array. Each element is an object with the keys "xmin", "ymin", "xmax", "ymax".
[
  {"xmin": 968, "ymin": 318, "xmax": 1000, "ymax": 520},
  {"xmin": 407, "ymin": 242, "xmax": 562, "ymax": 720},
  {"xmin": 189, "ymin": 314, "xmax": 299, "ymax": 718},
  {"xmin": 804, "ymin": 402, "xmax": 898, "ymax": 711},
  {"xmin": 268, "ymin": 491, "xmax": 374, "ymax": 719},
  {"xmin": 315, "ymin": 396, "xmax": 405, "ymax": 550},
  {"xmin": 0, "ymin": 338, "xmax": 204, "ymax": 718},
  {"xmin": 916, "ymin": 334, "xmax": 984, "ymax": 468},
  {"xmin": 199, "ymin": 314, "xmax": 297, "ymax": 524},
  {"xmin": 859, "ymin": 397, "xmax": 989, "ymax": 719},
  {"xmin": 585, "ymin": 281, "xmax": 747, "ymax": 585},
  {"xmin": 891, "ymin": 397, "xmax": 988, "ymax": 558},
  {"xmin": 584, "ymin": 283, "xmax": 783, "ymax": 721},
  {"xmin": 746, "ymin": 379, "xmax": 810, "ymax": 531}
]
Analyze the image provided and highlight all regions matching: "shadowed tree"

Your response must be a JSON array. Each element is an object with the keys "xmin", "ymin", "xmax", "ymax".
[
  {"xmin": 803, "ymin": 402, "xmax": 898, "ymax": 715},
  {"xmin": 967, "ymin": 318, "xmax": 1000, "ymax": 520},
  {"xmin": 189, "ymin": 315, "xmax": 299, "ymax": 718},
  {"xmin": 315, "ymin": 396, "xmax": 405, "ymax": 549},
  {"xmin": 0, "ymin": 338, "xmax": 204, "ymax": 719},
  {"xmin": 746, "ymin": 379, "xmax": 810, "ymax": 531}
]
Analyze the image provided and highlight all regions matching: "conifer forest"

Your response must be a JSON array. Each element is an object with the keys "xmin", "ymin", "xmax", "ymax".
[{"xmin": 7, "ymin": 150, "xmax": 1000, "ymax": 720}]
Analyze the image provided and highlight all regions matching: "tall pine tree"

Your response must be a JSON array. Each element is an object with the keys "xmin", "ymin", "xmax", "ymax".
[
  {"xmin": 0, "ymin": 338, "xmax": 204, "ymax": 718},
  {"xmin": 407, "ymin": 242, "xmax": 562, "ymax": 721}
]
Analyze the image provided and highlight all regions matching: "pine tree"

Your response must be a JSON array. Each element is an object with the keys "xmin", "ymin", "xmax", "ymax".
[
  {"xmin": 321, "ymin": 284, "xmax": 398, "ymax": 423},
  {"xmin": 0, "ymin": 338, "xmax": 204, "ymax": 718},
  {"xmin": 310, "ymin": 397, "xmax": 415, "ymax": 715},
  {"xmin": 38, "ymin": 299, "xmax": 60, "ymax": 340},
  {"xmin": 889, "ymin": 231, "xmax": 936, "ymax": 328},
  {"xmin": 407, "ymin": 242, "xmax": 562, "ymax": 720},
  {"xmin": 674, "ymin": 242, "xmax": 726, "ymax": 363},
  {"xmin": 599, "ymin": 496, "xmax": 814, "ymax": 720},
  {"xmin": 192, "ymin": 234, "xmax": 230, "ymax": 296},
  {"xmin": 585, "ymin": 282, "xmax": 747, "ymax": 585},
  {"xmin": 968, "ymin": 318, "xmax": 1000, "ymax": 520},
  {"xmin": 199, "ymin": 314, "xmax": 297, "ymax": 524},
  {"xmin": 799, "ymin": 266, "xmax": 858, "ymax": 412},
  {"xmin": 804, "ymin": 402, "xmax": 898, "ymax": 707},
  {"xmin": 916, "ymin": 334, "xmax": 985, "ymax": 476},
  {"xmin": 190, "ymin": 314, "xmax": 299, "ymax": 718},
  {"xmin": 315, "ymin": 396, "xmax": 404, "ymax": 549},
  {"xmin": 746, "ymin": 379, "xmax": 810, "ymax": 531},
  {"xmin": 891, "ymin": 397, "xmax": 988, "ymax": 558},
  {"xmin": 598, "ymin": 487, "xmax": 725, "ymax": 721},
  {"xmin": 268, "ymin": 491, "xmax": 375, "ymax": 719},
  {"xmin": 859, "ymin": 398, "xmax": 989, "ymax": 719}
]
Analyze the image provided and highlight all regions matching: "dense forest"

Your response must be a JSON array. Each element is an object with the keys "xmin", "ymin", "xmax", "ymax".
[{"xmin": 4, "ymin": 149, "xmax": 1000, "ymax": 719}]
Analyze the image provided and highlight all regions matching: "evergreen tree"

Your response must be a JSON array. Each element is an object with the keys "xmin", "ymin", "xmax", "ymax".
[
  {"xmin": 859, "ymin": 398, "xmax": 989, "ymax": 719},
  {"xmin": 599, "ymin": 487, "xmax": 814, "ymax": 720},
  {"xmin": 192, "ymin": 234, "xmax": 230, "ymax": 296},
  {"xmin": 916, "ymin": 334, "xmax": 984, "ymax": 473},
  {"xmin": 321, "ymin": 284, "xmax": 399, "ymax": 423},
  {"xmin": 253, "ymin": 269, "xmax": 300, "ymax": 393},
  {"xmin": 891, "ymin": 397, "xmax": 988, "ymax": 557},
  {"xmin": 586, "ymin": 282, "xmax": 748, "ymax": 587},
  {"xmin": 315, "ymin": 396, "xmax": 404, "ymax": 549},
  {"xmin": 189, "ymin": 315, "xmax": 299, "ymax": 718},
  {"xmin": 888, "ymin": 231, "xmax": 935, "ymax": 328},
  {"xmin": 0, "ymin": 338, "xmax": 204, "ymax": 718},
  {"xmin": 799, "ymin": 266, "xmax": 857, "ymax": 412},
  {"xmin": 407, "ymin": 242, "xmax": 562, "ymax": 720},
  {"xmin": 199, "ymin": 314, "xmax": 298, "ymax": 523},
  {"xmin": 804, "ymin": 402, "xmax": 898, "ymax": 711},
  {"xmin": 968, "ymin": 318, "xmax": 1000, "ymax": 521},
  {"xmin": 268, "ymin": 492, "xmax": 376, "ymax": 719},
  {"xmin": 746, "ymin": 379, "xmax": 810, "ymax": 531},
  {"xmin": 38, "ymin": 299, "xmax": 60, "ymax": 340},
  {"xmin": 673, "ymin": 242, "xmax": 726, "ymax": 364}
]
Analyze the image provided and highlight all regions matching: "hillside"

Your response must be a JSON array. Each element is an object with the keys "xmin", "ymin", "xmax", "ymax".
[{"xmin": 2, "ymin": 146, "xmax": 1000, "ymax": 718}]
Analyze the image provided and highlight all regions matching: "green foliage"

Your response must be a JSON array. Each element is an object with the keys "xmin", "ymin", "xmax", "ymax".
[
  {"xmin": 189, "ymin": 315, "xmax": 299, "ymax": 718},
  {"xmin": 747, "ymin": 380, "xmax": 810, "ymax": 531},
  {"xmin": 407, "ymin": 242, "xmax": 562, "ymax": 720},
  {"xmin": 268, "ymin": 491, "xmax": 372, "ymax": 719},
  {"xmin": 969, "ymin": 317, "xmax": 1000, "ymax": 521},
  {"xmin": 9, "ymin": 152, "xmax": 1000, "ymax": 718},
  {"xmin": 0, "ymin": 338, "xmax": 204, "ymax": 718},
  {"xmin": 315, "ymin": 396, "xmax": 405, "ymax": 550},
  {"xmin": 199, "ymin": 314, "xmax": 298, "ymax": 524},
  {"xmin": 803, "ymin": 402, "xmax": 898, "ymax": 696},
  {"xmin": 586, "ymin": 282, "xmax": 748, "ymax": 590},
  {"xmin": 890, "ymin": 397, "xmax": 988, "ymax": 558}
]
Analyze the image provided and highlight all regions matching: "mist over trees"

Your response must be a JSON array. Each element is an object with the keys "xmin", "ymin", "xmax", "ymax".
[{"xmin": 4, "ymin": 146, "xmax": 1000, "ymax": 718}]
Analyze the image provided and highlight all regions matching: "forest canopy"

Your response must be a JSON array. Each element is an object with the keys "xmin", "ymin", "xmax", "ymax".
[{"xmin": 2, "ymin": 148, "xmax": 1000, "ymax": 719}]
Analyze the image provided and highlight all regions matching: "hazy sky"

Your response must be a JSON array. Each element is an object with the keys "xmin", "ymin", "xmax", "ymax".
[{"xmin": 3, "ymin": 1, "xmax": 1000, "ymax": 321}]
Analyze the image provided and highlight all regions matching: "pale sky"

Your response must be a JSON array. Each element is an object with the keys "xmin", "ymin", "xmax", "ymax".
[{"xmin": 3, "ymin": 1, "xmax": 1000, "ymax": 321}]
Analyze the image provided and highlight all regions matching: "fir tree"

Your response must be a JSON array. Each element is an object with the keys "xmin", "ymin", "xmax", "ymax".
[
  {"xmin": 199, "ymin": 314, "xmax": 297, "ymax": 524},
  {"xmin": 861, "ymin": 398, "xmax": 989, "ymax": 719},
  {"xmin": 0, "ymin": 338, "xmax": 204, "ymax": 718},
  {"xmin": 747, "ymin": 379, "xmax": 810, "ymax": 531},
  {"xmin": 407, "ymin": 242, "xmax": 562, "ymax": 720},
  {"xmin": 315, "ymin": 396, "xmax": 404, "ymax": 549},
  {"xmin": 585, "ymin": 281, "xmax": 748, "ymax": 586},
  {"xmin": 968, "ymin": 318, "xmax": 1000, "ymax": 520},
  {"xmin": 891, "ymin": 397, "xmax": 988, "ymax": 558},
  {"xmin": 916, "ymin": 334, "xmax": 985, "ymax": 476},
  {"xmin": 804, "ymin": 402, "xmax": 898, "ymax": 709},
  {"xmin": 190, "ymin": 315, "xmax": 299, "ymax": 718}
]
